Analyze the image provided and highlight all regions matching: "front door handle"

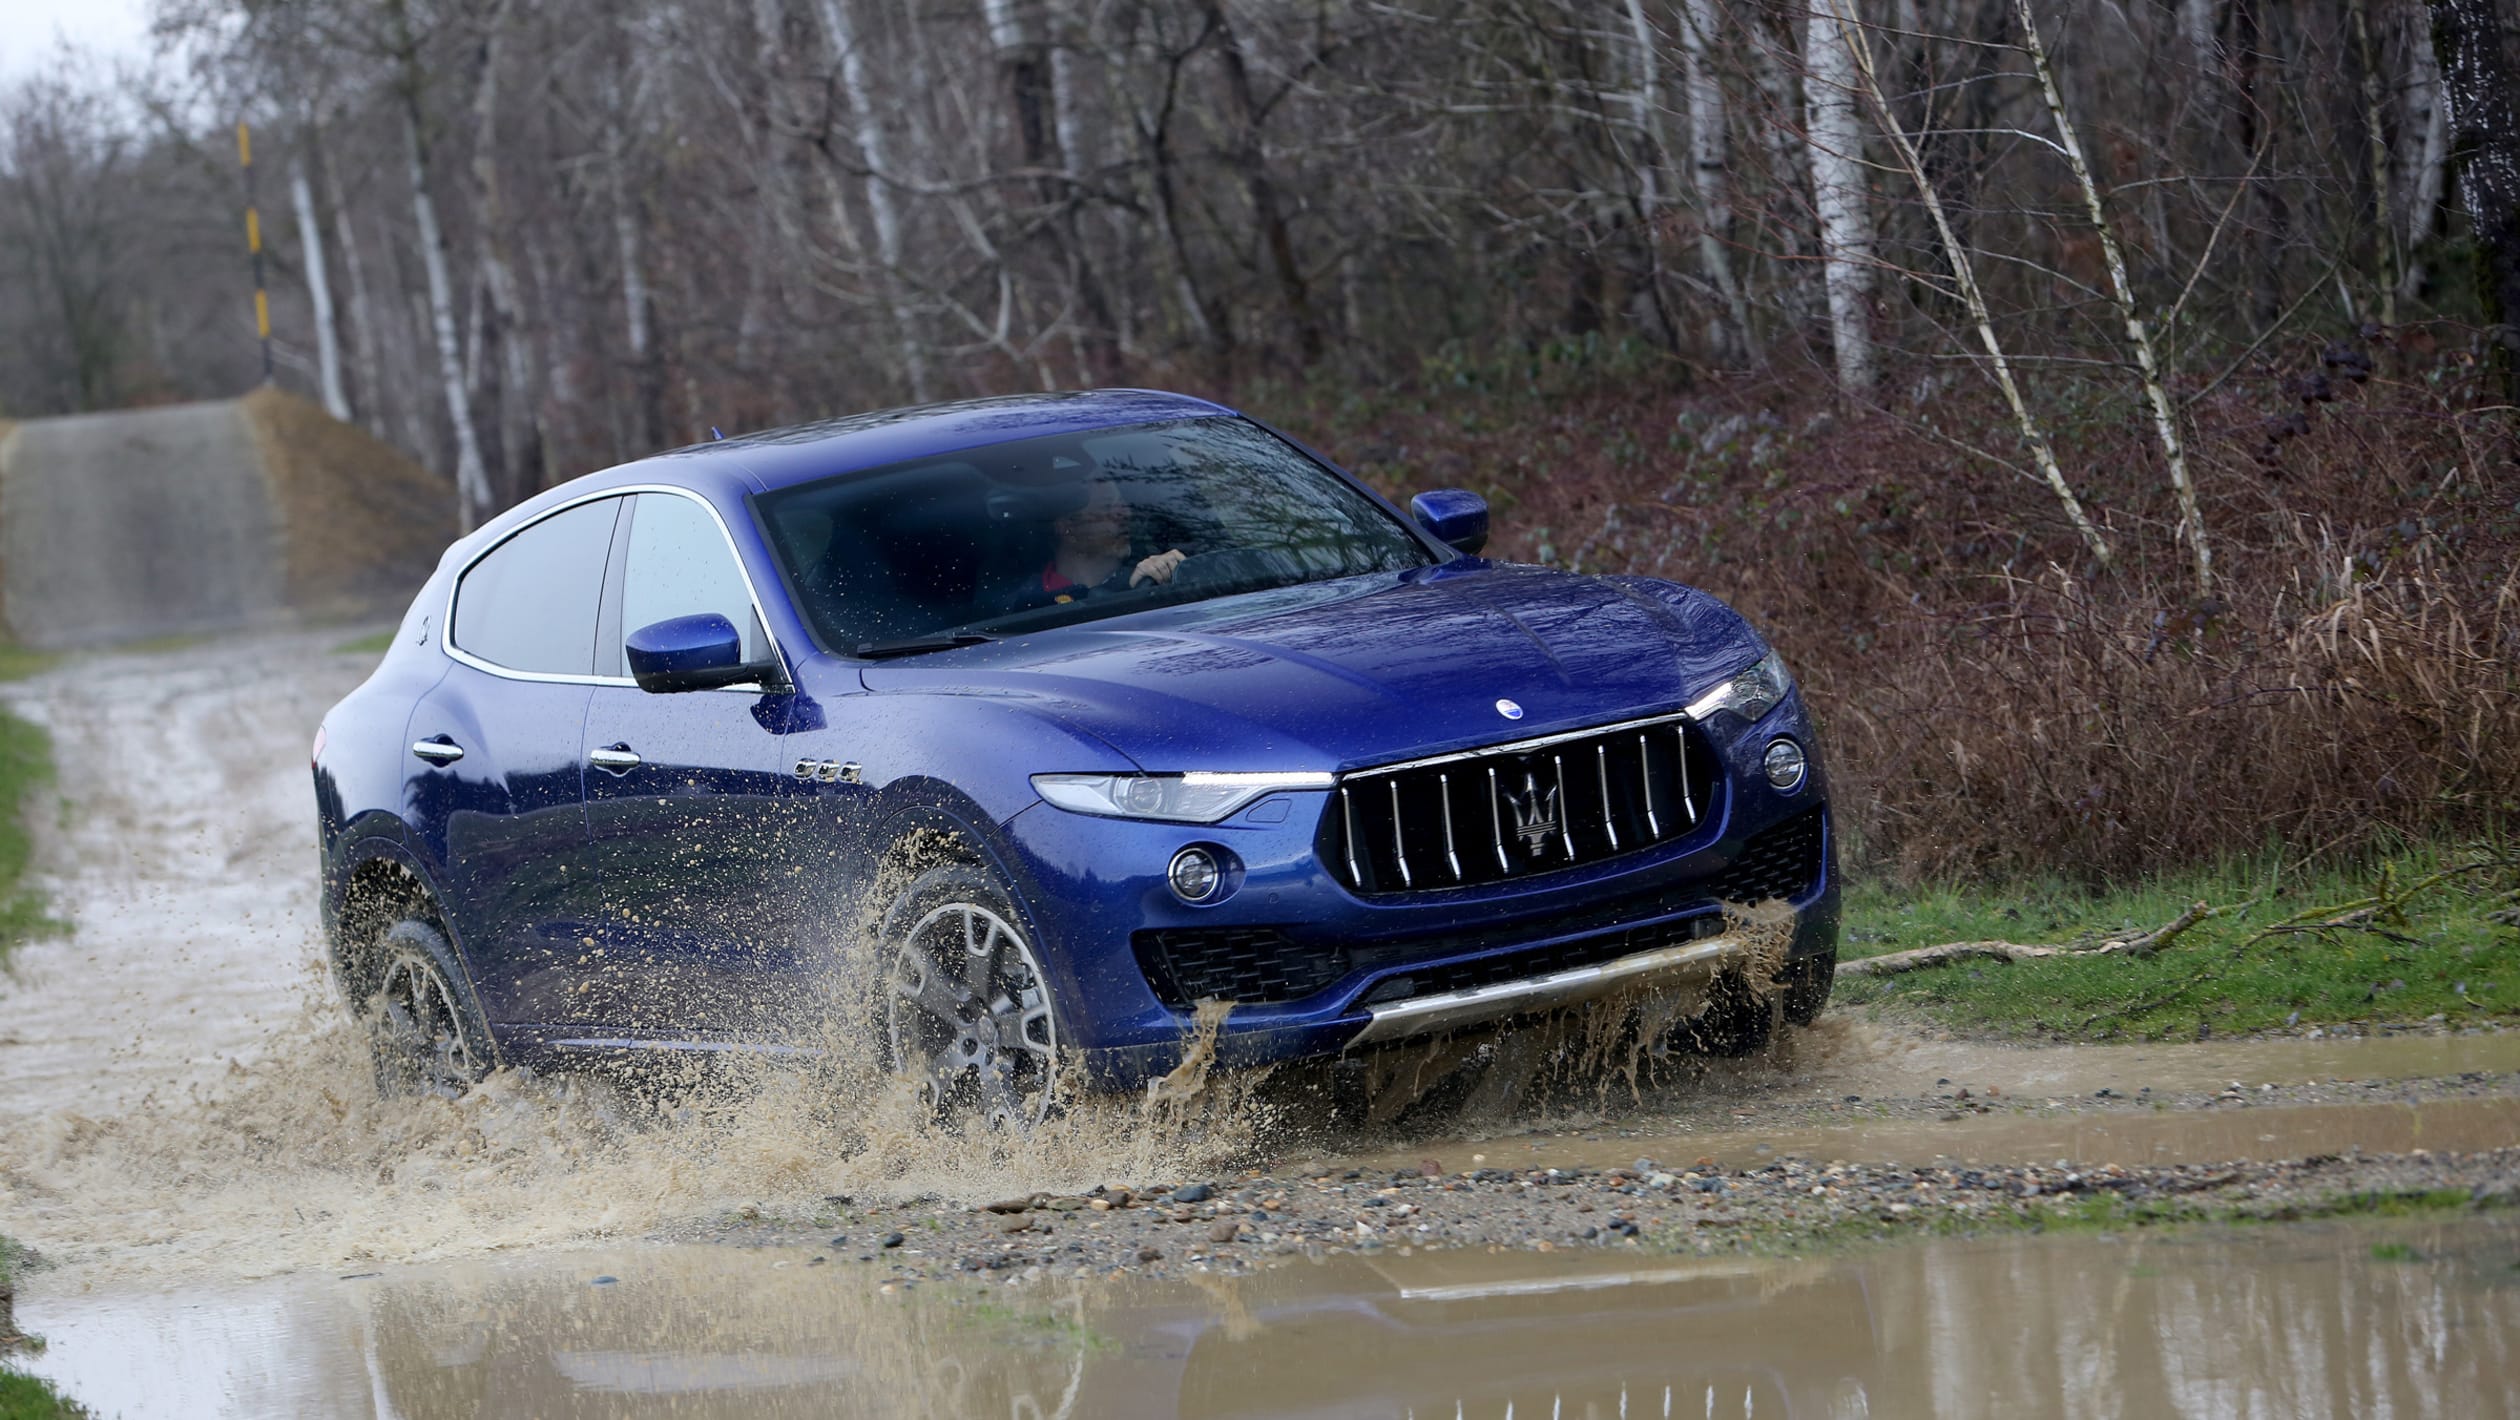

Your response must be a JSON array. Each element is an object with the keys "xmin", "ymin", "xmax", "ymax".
[
  {"xmin": 589, "ymin": 744, "xmax": 642, "ymax": 774},
  {"xmin": 411, "ymin": 738, "xmax": 465, "ymax": 766}
]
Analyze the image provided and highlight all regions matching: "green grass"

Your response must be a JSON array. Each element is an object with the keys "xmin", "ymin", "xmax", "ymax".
[
  {"xmin": 331, "ymin": 630, "xmax": 396, "ymax": 657},
  {"xmin": 1836, "ymin": 841, "xmax": 2520, "ymax": 1040},
  {"xmin": 0, "ymin": 1373, "xmax": 87, "ymax": 1420},
  {"xmin": 0, "ymin": 711, "xmax": 62, "ymax": 970},
  {"xmin": 0, "ymin": 651, "xmax": 56, "ymax": 684}
]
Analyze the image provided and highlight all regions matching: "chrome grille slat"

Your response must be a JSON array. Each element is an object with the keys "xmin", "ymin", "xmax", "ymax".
[
  {"xmin": 1637, "ymin": 731, "xmax": 1661, "ymax": 840},
  {"xmin": 1438, "ymin": 771, "xmax": 1462, "ymax": 881},
  {"xmin": 1387, "ymin": 777, "xmax": 1413, "ymax": 888},
  {"xmin": 1325, "ymin": 714, "xmax": 1721, "ymax": 895}
]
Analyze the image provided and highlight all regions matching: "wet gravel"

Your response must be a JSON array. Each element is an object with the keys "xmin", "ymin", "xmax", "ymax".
[{"xmin": 722, "ymin": 1066, "xmax": 2520, "ymax": 1289}]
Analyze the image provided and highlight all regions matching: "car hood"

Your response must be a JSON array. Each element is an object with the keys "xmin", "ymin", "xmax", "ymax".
[{"xmin": 857, "ymin": 563, "xmax": 1765, "ymax": 772}]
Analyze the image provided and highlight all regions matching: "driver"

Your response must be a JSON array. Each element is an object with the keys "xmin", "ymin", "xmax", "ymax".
[{"xmin": 1023, "ymin": 472, "xmax": 1188, "ymax": 608}]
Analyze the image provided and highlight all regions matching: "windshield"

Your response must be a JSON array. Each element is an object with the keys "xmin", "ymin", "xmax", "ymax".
[{"xmin": 753, "ymin": 417, "xmax": 1438, "ymax": 654}]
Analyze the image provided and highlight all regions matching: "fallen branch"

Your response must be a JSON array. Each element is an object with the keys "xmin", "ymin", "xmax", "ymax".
[{"xmin": 1842, "ymin": 901, "xmax": 2214, "ymax": 978}]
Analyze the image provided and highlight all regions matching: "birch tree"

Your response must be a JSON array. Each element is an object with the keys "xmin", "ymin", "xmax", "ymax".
[
  {"xmin": 812, "ymin": 0, "xmax": 933, "ymax": 402},
  {"xmin": 1805, "ymin": 0, "xmax": 1877, "ymax": 395},
  {"xmin": 1677, "ymin": 0, "xmax": 1754, "ymax": 361},
  {"xmin": 287, "ymin": 152, "xmax": 351, "ymax": 419},
  {"xmin": 2428, "ymin": 0, "xmax": 2520, "ymax": 390}
]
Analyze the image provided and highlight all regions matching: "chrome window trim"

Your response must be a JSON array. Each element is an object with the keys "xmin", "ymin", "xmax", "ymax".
[
  {"xmin": 1334, "ymin": 709, "xmax": 1692, "ymax": 782},
  {"xmin": 443, "ymin": 483, "xmax": 795, "ymax": 693}
]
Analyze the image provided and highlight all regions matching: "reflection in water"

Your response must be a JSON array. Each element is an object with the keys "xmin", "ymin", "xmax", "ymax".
[{"xmin": 20, "ymin": 1218, "xmax": 2519, "ymax": 1418}]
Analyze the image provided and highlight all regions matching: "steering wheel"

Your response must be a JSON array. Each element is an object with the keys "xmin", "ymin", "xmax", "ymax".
[{"xmin": 1166, "ymin": 547, "xmax": 1276, "ymax": 591}]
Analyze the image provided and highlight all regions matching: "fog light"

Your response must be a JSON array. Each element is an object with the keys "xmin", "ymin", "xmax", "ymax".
[
  {"xmin": 1168, "ymin": 846, "xmax": 1223, "ymax": 902},
  {"xmin": 1763, "ymin": 738, "xmax": 1808, "ymax": 792}
]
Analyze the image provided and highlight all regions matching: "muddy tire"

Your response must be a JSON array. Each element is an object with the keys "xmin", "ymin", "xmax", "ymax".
[
  {"xmin": 877, "ymin": 863, "xmax": 1062, "ymax": 1132},
  {"xmin": 1780, "ymin": 949, "xmax": 1836, "ymax": 1027},
  {"xmin": 361, "ymin": 918, "xmax": 496, "ymax": 1099},
  {"xmin": 1666, "ymin": 970, "xmax": 1777, "ymax": 1057}
]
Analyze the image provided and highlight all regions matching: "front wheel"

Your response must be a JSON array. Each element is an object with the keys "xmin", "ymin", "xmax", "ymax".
[
  {"xmin": 363, "ymin": 918, "xmax": 494, "ymax": 1098},
  {"xmin": 877, "ymin": 864, "xmax": 1062, "ymax": 1131}
]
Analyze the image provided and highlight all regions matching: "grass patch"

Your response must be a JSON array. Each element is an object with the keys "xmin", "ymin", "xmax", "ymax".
[
  {"xmin": 1836, "ymin": 841, "xmax": 2520, "ymax": 1040},
  {"xmin": 332, "ymin": 630, "xmax": 396, "ymax": 657},
  {"xmin": 0, "ymin": 651, "xmax": 56, "ymax": 684},
  {"xmin": 0, "ymin": 709, "xmax": 62, "ymax": 971},
  {"xmin": 0, "ymin": 1373, "xmax": 88, "ymax": 1420}
]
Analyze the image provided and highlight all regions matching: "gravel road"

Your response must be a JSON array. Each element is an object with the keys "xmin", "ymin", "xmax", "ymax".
[{"xmin": 0, "ymin": 401, "xmax": 290, "ymax": 648}]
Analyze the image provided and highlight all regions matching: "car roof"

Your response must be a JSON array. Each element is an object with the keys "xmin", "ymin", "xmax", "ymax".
[
  {"xmin": 451, "ymin": 389, "xmax": 1243, "ymax": 562},
  {"xmin": 666, "ymin": 388, "xmax": 1236, "ymax": 493}
]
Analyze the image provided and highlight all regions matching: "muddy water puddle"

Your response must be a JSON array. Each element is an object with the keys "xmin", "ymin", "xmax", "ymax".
[
  {"xmin": 1343, "ymin": 1026, "xmax": 2520, "ymax": 1178},
  {"xmin": 18, "ymin": 1215, "xmax": 2520, "ymax": 1417}
]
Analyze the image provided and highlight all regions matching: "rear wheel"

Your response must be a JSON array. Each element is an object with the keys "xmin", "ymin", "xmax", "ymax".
[
  {"xmin": 362, "ymin": 919, "xmax": 495, "ymax": 1098},
  {"xmin": 878, "ymin": 864, "xmax": 1061, "ymax": 1131}
]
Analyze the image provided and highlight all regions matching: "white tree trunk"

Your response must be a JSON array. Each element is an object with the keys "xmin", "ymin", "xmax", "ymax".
[
  {"xmin": 2179, "ymin": 0, "xmax": 2221, "ymax": 75},
  {"xmin": 405, "ymin": 109, "xmax": 491, "ymax": 529},
  {"xmin": 1804, "ymin": 0, "xmax": 1877, "ymax": 395},
  {"xmin": 331, "ymin": 196, "xmax": 384, "ymax": 434},
  {"xmin": 1840, "ymin": 5, "xmax": 2114, "ymax": 569},
  {"xmin": 2015, "ymin": 0, "xmax": 2208, "ymax": 592},
  {"xmin": 1618, "ymin": 0, "xmax": 1676, "ymax": 345},
  {"xmin": 287, "ymin": 157, "xmax": 351, "ymax": 421},
  {"xmin": 2398, "ymin": 9, "xmax": 2449, "ymax": 301},
  {"xmin": 1678, "ymin": 0, "xmax": 1755, "ymax": 360},
  {"xmin": 812, "ymin": 0, "xmax": 933, "ymax": 402}
]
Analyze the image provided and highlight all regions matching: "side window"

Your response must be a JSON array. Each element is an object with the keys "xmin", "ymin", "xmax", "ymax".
[
  {"xmin": 451, "ymin": 497, "xmax": 621, "ymax": 675},
  {"xmin": 618, "ymin": 492, "xmax": 768, "ymax": 661}
]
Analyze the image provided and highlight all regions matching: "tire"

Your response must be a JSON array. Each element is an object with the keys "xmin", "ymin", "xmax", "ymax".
[
  {"xmin": 877, "ymin": 863, "xmax": 1062, "ymax": 1131},
  {"xmin": 360, "ymin": 918, "xmax": 496, "ymax": 1099},
  {"xmin": 1665, "ymin": 968, "xmax": 1777, "ymax": 1058},
  {"xmin": 1781, "ymin": 949, "xmax": 1837, "ymax": 1027}
]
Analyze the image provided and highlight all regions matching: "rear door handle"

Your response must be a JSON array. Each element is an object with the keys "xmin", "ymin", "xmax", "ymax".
[
  {"xmin": 411, "ymin": 738, "xmax": 465, "ymax": 766},
  {"xmin": 589, "ymin": 744, "xmax": 642, "ymax": 774}
]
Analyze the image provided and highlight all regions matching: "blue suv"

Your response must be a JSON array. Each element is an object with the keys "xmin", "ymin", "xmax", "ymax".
[{"xmin": 314, "ymin": 390, "xmax": 1836, "ymax": 1122}]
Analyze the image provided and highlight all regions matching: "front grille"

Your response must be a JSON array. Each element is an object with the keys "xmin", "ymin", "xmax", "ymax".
[
  {"xmin": 1320, "ymin": 713, "xmax": 1722, "ymax": 895},
  {"xmin": 1134, "ymin": 927, "xmax": 1349, "ymax": 1009},
  {"xmin": 1701, "ymin": 808, "xmax": 1826, "ymax": 905}
]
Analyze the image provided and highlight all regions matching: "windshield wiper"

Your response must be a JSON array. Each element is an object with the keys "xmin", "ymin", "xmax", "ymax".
[{"xmin": 854, "ymin": 630, "xmax": 999, "ymax": 660}]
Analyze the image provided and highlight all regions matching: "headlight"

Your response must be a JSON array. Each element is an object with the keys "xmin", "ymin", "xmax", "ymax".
[
  {"xmin": 1684, "ymin": 650, "xmax": 1792, "ymax": 723},
  {"xmin": 1031, "ymin": 770, "xmax": 1336, "ymax": 823}
]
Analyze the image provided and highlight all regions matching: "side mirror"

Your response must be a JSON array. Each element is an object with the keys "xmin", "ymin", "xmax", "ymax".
[
  {"xmin": 1409, "ymin": 488, "xmax": 1489, "ymax": 556},
  {"xmin": 625, "ymin": 613, "xmax": 772, "ymax": 693}
]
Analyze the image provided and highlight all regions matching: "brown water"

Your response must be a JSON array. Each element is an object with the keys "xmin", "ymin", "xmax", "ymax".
[{"xmin": 16, "ymin": 1216, "xmax": 2520, "ymax": 1417}]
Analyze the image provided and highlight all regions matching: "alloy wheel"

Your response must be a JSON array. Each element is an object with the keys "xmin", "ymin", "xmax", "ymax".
[
  {"xmin": 374, "ymin": 949, "xmax": 481, "ymax": 1098},
  {"xmin": 884, "ymin": 901, "xmax": 1059, "ymax": 1130}
]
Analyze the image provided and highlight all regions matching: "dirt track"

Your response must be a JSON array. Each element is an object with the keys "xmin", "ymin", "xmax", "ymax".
[
  {"xmin": 0, "ymin": 402, "xmax": 291, "ymax": 649},
  {"xmin": 0, "ymin": 634, "xmax": 2515, "ymax": 1300}
]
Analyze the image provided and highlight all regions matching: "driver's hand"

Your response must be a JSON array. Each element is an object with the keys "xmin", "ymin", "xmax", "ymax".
[{"xmin": 1130, "ymin": 548, "xmax": 1189, "ymax": 588}]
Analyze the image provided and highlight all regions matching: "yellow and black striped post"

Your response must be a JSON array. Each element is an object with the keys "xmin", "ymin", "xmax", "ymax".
[{"xmin": 236, "ymin": 122, "xmax": 274, "ymax": 383}]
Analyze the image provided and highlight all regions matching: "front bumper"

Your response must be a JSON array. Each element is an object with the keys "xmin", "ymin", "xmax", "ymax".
[{"xmin": 992, "ymin": 696, "xmax": 1838, "ymax": 1092}]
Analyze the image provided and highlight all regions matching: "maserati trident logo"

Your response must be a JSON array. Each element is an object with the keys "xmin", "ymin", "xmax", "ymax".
[
  {"xmin": 1502, "ymin": 771, "xmax": 1560, "ymax": 856},
  {"xmin": 1495, "ymin": 698, "xmax": 1524, "ymax": 720}
]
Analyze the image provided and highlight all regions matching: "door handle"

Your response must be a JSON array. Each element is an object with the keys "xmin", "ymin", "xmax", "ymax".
[
  {"xmin": 411, "ymin": 738, "xmax": 465, "ymax": 766},
  {"xmin": 589, "ymin": 744, "xmax": 642, "ymax": 774}
]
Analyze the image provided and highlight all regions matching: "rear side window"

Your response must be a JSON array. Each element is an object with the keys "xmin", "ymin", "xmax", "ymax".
[
  {"xmin": 451, "ymin": 497, "xmax": 621, "ymax": 675},
  {"xmin": 617, "ymin": 492, "xmax": 769, "ymax": 660}
]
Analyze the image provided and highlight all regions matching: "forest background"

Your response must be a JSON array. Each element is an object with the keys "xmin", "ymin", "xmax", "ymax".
[{"xmin": 3, "ymin": 0, "xmax": 2515, "ymax": 895}]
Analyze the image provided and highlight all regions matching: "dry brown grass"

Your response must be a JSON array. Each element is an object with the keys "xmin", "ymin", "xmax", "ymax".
[
  {"xmin": 1257, "ymin": 332, "xmax": 2520, "ymax": 883},
  {"xmin": 239, "ymin": 386, "xmax": 457, "ymax": 622}
]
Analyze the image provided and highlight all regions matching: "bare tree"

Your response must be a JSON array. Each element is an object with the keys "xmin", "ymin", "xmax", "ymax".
[
  {"xmin": 1805, "ymin": 0, "xmax": 1877, "ymax": 395},
  {"xmin": 2429, "ymin": 0, "xmax": 2520, "ymax": 390}
]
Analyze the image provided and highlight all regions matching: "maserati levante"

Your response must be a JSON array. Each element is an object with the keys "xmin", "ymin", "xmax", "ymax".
[{"xmin": 313, "ymin": 389, "xmax": 1836, "ymax": 1124}]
